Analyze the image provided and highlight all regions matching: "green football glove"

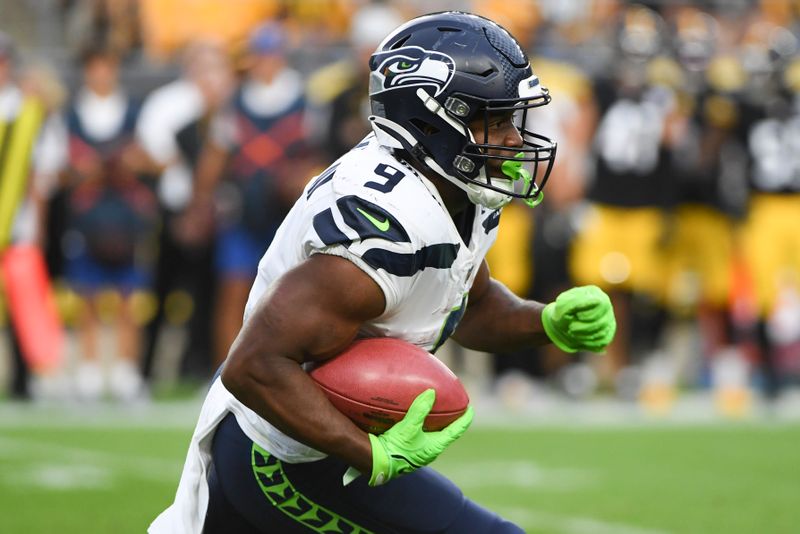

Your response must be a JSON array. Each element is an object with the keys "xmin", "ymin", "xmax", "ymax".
[
  {"xmin": 368, "ymin": 389, "xmax": 473, "ymax": 486},
  {"xmin": 542, "ymin": 285, "xmax": 616, "ymax": 353},
  {"xmin": 343, "ymin": 389, "xmax": 474, "ymax": 486}
]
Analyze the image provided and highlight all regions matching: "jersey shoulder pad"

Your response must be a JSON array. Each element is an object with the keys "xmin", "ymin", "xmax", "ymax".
[
  {"xmin": 304, "ymin": 140, "xmax": 463, "ymax": 279},
  {"xmin": 306, "ymin": 139, "xmax": 431, "ymax": 247}
]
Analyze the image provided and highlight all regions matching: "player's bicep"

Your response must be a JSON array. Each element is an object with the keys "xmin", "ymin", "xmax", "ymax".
[{"xmin": 229, "ymin": 253, "xmax": 386, "ymax": 368}]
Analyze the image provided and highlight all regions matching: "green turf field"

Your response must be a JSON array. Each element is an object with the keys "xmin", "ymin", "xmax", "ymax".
[{"xmin": 1, "ymin": 404, "xmax": 798, "ymax": 534}]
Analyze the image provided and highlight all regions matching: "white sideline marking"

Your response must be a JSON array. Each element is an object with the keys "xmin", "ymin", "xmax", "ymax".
[
  {"xmin": 0, "ymin": 436, "xmax": 182, "ymax": 489},
  {"xmin": 496, "ymin": 506, "xmax": 672, "ymax": 534},
  {"xmin": 0, "ymin": 401, "xmax": 203, "ymax": 429},
  {"xmin": 8, "ymin": 464, "xmax": 114, "ymax": 490},
  {"xmin": 441, "ymin": 460, "xmax": 596, "ymax": 491}
]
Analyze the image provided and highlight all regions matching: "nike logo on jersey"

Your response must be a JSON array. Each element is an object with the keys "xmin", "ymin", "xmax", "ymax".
[{"xmin": 357, "ymin": 208, "xmax": 390, "ymax": 232}]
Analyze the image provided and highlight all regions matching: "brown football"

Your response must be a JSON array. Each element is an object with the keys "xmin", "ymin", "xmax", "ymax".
[{"xmin": 308, "ymin": 338, "xmax": 469, "ymax": 434}]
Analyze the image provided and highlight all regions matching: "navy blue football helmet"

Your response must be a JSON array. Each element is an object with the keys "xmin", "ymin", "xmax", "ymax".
[{"xmin": 368, "ymin": 11, "xmax": 556, "ymax": 209}]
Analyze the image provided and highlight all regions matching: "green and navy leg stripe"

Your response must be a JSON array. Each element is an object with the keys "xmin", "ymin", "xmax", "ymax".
[{"xmin": 251, "ymin": 444, "xmax": 374, "ymax": 534}]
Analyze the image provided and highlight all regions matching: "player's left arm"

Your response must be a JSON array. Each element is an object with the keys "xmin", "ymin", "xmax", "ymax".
[
  {"xmin": 452, "ymin": 260, "xmax": 548, "ymax": 352},
  {"xmin": 452, "ymin": 261, "xmax": 616, "ymax": 353}
]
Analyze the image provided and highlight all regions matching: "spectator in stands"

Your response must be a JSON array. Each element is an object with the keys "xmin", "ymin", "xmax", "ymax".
[
  {"xmin": 61, "ymin": 44, "xmax": 156, "ymax": 401},
  {"xmin": 135, "ymin": 40, "xmax": 233, "ymax": 385}
]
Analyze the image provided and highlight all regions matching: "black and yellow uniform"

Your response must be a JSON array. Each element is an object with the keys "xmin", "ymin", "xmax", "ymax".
[
  {"xmin": 663, "ymin": 83, "xmax": 747, "ymax": 313},
  {"xmin": 737, "ymin": 93, "xmax": 800, "ymax": 317},
  {"xmin": 570, "ymin": 75, "xmax": 674, "ymax": 301}
]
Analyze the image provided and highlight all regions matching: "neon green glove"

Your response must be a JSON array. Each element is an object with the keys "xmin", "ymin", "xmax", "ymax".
[
  {"xmin": 542, "ymin": 285, "xmax": 616, "ymax": 353},
  {"xmin": 368, "ymin": 389, "xmax": 473, "ymax": 486},
  {"xmin": 342, "ymin": 389, "xmax": 473, "ymax": 487}
]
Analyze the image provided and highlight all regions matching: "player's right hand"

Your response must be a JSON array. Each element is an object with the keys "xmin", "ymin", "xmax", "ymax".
[{"xmin": 368, "ymin": 389, "xmax": 473, "ymax": 486}]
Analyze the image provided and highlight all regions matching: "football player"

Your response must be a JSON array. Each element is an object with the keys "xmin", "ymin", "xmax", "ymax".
[
  {"xmin": 569, "ymin": 5, "xmax": 675, "ymax": 394},
  {"xmin": 736, "ymin": 18, "xmax": 800, "ymax": 399},
  {"xmin": 150, "ymin": 12, "xmax": 615, "ymax": 533}
]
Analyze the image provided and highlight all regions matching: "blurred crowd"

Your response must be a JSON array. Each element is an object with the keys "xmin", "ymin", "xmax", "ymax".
[{"xmin": 1, "ymin": 0, "xmax": 800, "ymax": 413}]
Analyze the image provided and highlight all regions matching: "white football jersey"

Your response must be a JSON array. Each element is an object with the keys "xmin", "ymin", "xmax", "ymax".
[{"xmin": 229, "ymin": 133, "xmax": 501, "ymax": 462}]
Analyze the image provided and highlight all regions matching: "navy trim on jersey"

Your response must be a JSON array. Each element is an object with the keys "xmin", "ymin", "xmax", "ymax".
[
  {"xmin": 482, "ymin": 210, "xmax": 501, "ymax": 233},
  {"xmin": 313, "ymin": 208, "xmax": 351, "ymax": 246},
  {"xmin": 361, "ymin": 243, "xmax": 460, "ymax": 276},
  {"xmin": 336, "ymin": 196, "xmax": 411, "ymax": 243},
  {"xmin": 432, "ymin": 293, "xmax": 468, "ymax": 353},
  {"xmin": 306, "ymin": 163, "xmax": 340, "ymax": 200}
]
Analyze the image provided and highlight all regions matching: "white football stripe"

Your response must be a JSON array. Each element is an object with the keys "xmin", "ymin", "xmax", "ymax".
[
  {"xmin": 0, "ymin": 436, "xmax": 181, "ymax": 483},
  {"xmin": 440, "ymin": 459, "xmax": 596, "ymax": 491},
  {"xmin": 495, "ymin": 506, "xmax": 672, "ymax": 534}
]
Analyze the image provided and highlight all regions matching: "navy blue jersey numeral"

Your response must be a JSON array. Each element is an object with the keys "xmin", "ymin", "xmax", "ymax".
[{"xmin": 365, "ymin": 164, "xmax": 405, "ymax": 193}]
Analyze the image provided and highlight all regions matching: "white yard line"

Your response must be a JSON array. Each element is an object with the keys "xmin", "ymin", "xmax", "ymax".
[
  {"xmin": 439, "ymin": 460, "xmax": 671, "ymax": 534},
  {"xmin": 2, "ymin": 393, "xmax": 800, "ymax": 431},
  {"xmin": 440, "ymin": 459, "xmax": 597, "ymax": 492},
  {"xmin": 495, "ymin": 506, "xmax": 672, "ymax": 534},
  {"xmin": 0, "ymin": 436, "xmax": 672, "ymax": 534},
  {"xmin": 0, "ymin": 436, "xmax": 182, "ymax": 484},
  {"xmin": 0, "ymin": 401, "xmax": 203, "ymax": 429}
]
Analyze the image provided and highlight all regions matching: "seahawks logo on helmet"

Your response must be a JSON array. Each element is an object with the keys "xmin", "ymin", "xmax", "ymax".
[{"xmin": 370, "ymin": 46, "xmax": 455, "ymax": 97}]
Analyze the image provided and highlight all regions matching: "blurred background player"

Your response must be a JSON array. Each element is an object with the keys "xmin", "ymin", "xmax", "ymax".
[
  {"xmin": 736, "ymin": 12, "xmax": 800, "ymax": 401},
  {"xmin": 135, "ymin": 40, "xmax": 233, "ymax": 386},
  {"xmin": 658, "ymin": 6, "xmax": 749, "ymax": 407},
  {"xmin": 569, "ymin": 4, "xmax": 677, "ymax": 398},
  {"xmin": 0, "ymin": 30, "xmax": 67, "ymax": 400},
  {"xmin": 60, "ymin": 44, "xmax": 156, "ymax": 401},
  {"xmin": 192, "ymin": 22, "xmax": 317, "ymax": 368}
]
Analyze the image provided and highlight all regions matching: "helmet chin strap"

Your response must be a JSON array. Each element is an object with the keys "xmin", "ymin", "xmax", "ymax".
[
  {"xmin": 423, "ymin": 156, "xmax": 514, "ymax": 210},
  {"xmin": 464, "ymin": 176, "xmax": 515, "ymax": 209}
]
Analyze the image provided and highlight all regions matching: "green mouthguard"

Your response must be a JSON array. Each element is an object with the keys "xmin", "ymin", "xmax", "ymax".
[{"xmin": 500, "ymin": 153, "xmax": 544, "ymax": 208}]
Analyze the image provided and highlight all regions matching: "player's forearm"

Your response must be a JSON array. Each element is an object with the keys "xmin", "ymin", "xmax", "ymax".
[
  {"xmin": 222, "ymin": 349, "xmax": 373, "ymax": 474},
  {"xmin": 453, "ymin": 278, "xmax": 550, "ymax": 352}
]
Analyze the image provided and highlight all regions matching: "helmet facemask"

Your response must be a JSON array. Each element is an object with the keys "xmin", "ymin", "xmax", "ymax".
[
  {"xmin": 451, "ymin": 89, "xmax": 557, "ymax": 209},
  {"xmin": 371, "ymin": 83, "xmax": 557, "ymax": 209}
]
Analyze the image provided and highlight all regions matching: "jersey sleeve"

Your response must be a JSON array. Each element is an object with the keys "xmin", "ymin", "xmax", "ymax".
[{"xmin": 299, "ymin": 162, "xmax": 423, "ymax": 315}]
